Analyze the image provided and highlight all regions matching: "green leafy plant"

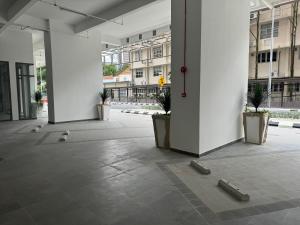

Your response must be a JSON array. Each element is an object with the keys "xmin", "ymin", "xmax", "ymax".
[
  {"xmin": 100, "ymin": 89, "xmax": 109, "ymax": 104},
  {"xmin": 248, "ymin": 83, "xmax": 267, "ymax": 113},
  {"xmin": 34, "ymin": 91, "xmax": 42, "ymax": 104},
  {"xmin": 155, "ymin": 88, "xmax": 171, "ymax": 115},
  {"xmin": 103, "ymin": 64, "xmax": 117, "ymax": 76}
]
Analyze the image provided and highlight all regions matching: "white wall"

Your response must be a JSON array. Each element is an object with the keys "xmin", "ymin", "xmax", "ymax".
[
  {"xmin": 45, "ymin": 20, "xmax": 102, "ymax": 123},
  {"xmin": 199, "ymin": 0, "xmax": 249, "ymax": 154},
  {"xmin": 0, "ymin": 29, "xmax": 34, "ymax": 120},
  {"xmin": 171, "ymin": 0, "xmax": 249, "ymax": 155}
]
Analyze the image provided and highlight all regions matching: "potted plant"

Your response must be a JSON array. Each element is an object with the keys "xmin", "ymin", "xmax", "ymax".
[
  {"xmin": 152, "ymin": 88, "xmax": 171, "ymax": 149},
  {"xmin": 35, "ymin": 91, "xmax": 43, "ymax": 106},
  {"xmin": 97, "ymin": 89, "xmax": 110, "ymax": 120},
  {"xmin": 243, "ymin": 83, "xmax": 269, "ymax": 145},
  {"xmin": 30, "ymin": 90, "xmax": 43, "ymax": 119}
]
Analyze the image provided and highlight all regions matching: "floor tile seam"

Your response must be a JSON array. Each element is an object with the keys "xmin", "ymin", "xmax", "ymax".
[
  {"xmin": 199, "ymin": 149, "xmax": 300, "ymax": 162},
  {"xmin": 38, "ymin": 136, "xmax": 154, "ymax": 146}
]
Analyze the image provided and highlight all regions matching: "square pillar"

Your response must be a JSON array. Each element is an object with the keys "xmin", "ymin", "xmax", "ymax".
[
  {"xmin": 170, "ymin": 0, "xmax": 250, "ymax": 155},
  {"xmin": 44, "ymin": 20, "xmax": 102, "ymax": 123}
]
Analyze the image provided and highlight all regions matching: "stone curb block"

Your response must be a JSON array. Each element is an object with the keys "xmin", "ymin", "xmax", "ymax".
[
  {"xmin": 293, "ymin": 123, "xmax": 300, "ymax": 128},
  {"xmin": 60, "ymin": 135, "xmax": 68, "ymax": 142},
  {"xmin": 32, "ymin": 127, "xmax": 40, "ymax": 133},
  {"xmin": 190, "ymin": 160, "xmax": 211, "ymax": 175},
  {"xmin": 268, "ymin": 121, "xmax": 279, "ymax": 127},
  {"xmin": 269, "ymin": 120, "xmax": 300, "ymax": 129},
  {"xmin": 63, "ymin": 130, "xmax": 70, "ymax": 136},
  {"xmin": 218, "ymin": 179, "xmax": 250, "ymax": 202}
]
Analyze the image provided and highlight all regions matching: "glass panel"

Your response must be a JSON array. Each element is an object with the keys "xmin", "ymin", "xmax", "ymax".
[
  {"xmin": 16, "ymin": 63, "xmax": 36, "ymax": 120},
  {"xmin": 0, "ymin": 62, "xmax": 11, "ymax": 121}
]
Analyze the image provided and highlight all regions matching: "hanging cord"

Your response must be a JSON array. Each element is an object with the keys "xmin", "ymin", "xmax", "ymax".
[{"xmin": 181, "ymin": 0, "xmax": 187, "ymax": 97}]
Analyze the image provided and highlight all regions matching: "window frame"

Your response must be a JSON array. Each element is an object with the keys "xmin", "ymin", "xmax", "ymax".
[
  {"xmin": 135, "ymin": 68, "xmax": 143, "ymax": 78},
  {"xmin": 260, "ymin": 21, "xmax": 279, "ymax": 40},
  {"xmin": 134, "ymin": 50, "xmax": 141, "ymax": 62},
  {"xmin": 153, "ymin": 45, "xmax": 163, "ymax": 58},
  {"xmin": 153, "ymin": 66, "xmax": 163, "ymax": 77}
]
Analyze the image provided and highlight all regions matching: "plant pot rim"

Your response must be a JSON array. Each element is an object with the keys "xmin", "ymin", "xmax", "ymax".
[
  {"xmin": 244, "ymin": 111, "xmax": 269, "ymax": 115},
  {"xmin": 97, "ymin": 103, "xmax": 111, "ymax": 106},
  {"xmin": 152, "ymin": 113, "xmax": 171, "ymax": 119}
]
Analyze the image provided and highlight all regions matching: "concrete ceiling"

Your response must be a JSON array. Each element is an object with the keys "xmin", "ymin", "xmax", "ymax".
[
  {"xmin": 0, "ymin": 0, "xmax": 296, "ymax": 53},
  {"xmin": 249, "ymin": 0, "xmax": 295, "ymax": 10},
  {"xmin": 0, "ymin": 0, "xmax": 295, "ymax": 37},
  {"xmin": 26, "ymin": 0, "xmax": 126, "ymax": 26},
  {"xmin": 97, "ymin": 0, "xmax": 171, "ymax": 39},
  {"xmin": 0, "ymin": 0, "xmax": 290, "ymax": 67}
]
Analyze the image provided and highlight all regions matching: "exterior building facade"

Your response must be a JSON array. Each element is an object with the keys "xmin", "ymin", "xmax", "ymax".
[
  {"xmin": 103, "ymin": 3, "xmax": 300, "ymax": 107},
  {"xmin": 102, "ymin": 28, "xmax": 171, "ymax": 89},
  {"xmin": 249, "ymin": 4, "xmax": 300, "ymax": 107},
  {"xmin": 130, "ymin": 35, "xmax": 171, "ymax": 86}
]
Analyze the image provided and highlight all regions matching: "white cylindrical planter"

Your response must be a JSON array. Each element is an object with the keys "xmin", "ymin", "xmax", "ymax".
[{"xmin": 243, "ymin": 112, "xmax": 269, "ymax": 145}]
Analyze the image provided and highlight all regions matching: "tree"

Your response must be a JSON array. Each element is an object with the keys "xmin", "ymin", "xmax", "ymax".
[
  {"xmin": 36, "ymin": 66, "xmax": 46, "ymax": 81},
  {"xmin": 290, "ymin": 0, "xmax": 300, "ymax": 78},
  {"xmin": 103, "ymin": 64, "xmax": 117, "ymax": 76},
  {"xmin": 36, "ymin": 66, "xmax": 47, "ymax": 93}
]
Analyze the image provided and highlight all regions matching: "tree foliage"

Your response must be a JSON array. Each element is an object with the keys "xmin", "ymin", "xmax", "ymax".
[
  {"xmin": 103, "ymin": 64, "xmax": 130, "ymax": 76},
  {"xmin": 155, "ymin": 88, "xmax": 171, "ymax": 115},
  {"xmin": 248, "ymin": 83, "xmax": 266, "ymax": 112},
  {"xmin": 100, "ymin": 89, "xmax": 109, "ymax": 104},
  {"xmin": 36, "ymin": 66, "xmax": 47, "ymax": 81},
  {"xmin": 103, "ymin": 65, "xmax": 118, "ymax": 76}
]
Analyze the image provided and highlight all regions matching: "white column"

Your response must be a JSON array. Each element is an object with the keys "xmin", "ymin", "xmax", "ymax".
[
  {"xmin": 170, "ymin": 0, "xmax": 250, "ymax": 155},
  {"xmin": 44, "ymin": 20, "xmax": 102, "ymax": 123}
]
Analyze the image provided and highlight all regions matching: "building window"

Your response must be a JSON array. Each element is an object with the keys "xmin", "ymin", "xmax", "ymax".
[
  {"xmin": 279, "ymin": 83, "xmax": 284, "ymax": 92},
  {"xmin": 263, "ymin": 84, "xmax": 268, "ymax": 92},
  {"xmin": 153, "ymin": 66, "xmax": 163, "ymax": 77},
  {"xmin": 139, "ymin": 34, "xmax": 143, "ymax": 40},
  {"xmin": 135, "ymin": 69, "xmax": 143, "ymax": 78},
  {"xmin": 260, "ymin": 21, "xmax": 279, "ymax": 39},
  {"xmin": 153, "ymin": 30, "xmax": 157, "ymax": 36},
  {"xmin": 273, "ymin": 83, "xmax": 279, "ymax": 92},
  {"xmin": 248, "ymin": 84, "xmax": 251, "ymax": 93},
  {"xmin": 134, "ymin": 50, "xmax": 141, "ymax": 61},
  {"xmin": 257, "ymin": 51, "xmax": 277, "ymax": 63},
  {"xmin": 296, "ymin": 83, "xmax": 300, "ymax": 92},
  {"xmin": 153, "ymin": 45, "xmax": 163, "ymax": 58}
]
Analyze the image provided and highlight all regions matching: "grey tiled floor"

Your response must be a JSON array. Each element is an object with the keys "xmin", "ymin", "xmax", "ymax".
[{"xmin": 1, "ymin": 110, "xmax": 300, "ymax": 225}]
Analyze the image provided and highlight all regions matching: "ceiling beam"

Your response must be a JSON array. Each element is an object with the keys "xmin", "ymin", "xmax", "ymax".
[
  {"xmin": 0, "ymin": 0, "xmax": 38, "ymax": 35},
  {"xmin": 74, "ymin": 0, "xmax": 157, "ymax": 34},
  {"xmin": 251, "ymin": 0, "xmax": 295, "ymax": 12},
  {"xmin": 102, "ymin": 34, "xmax": 121, "ymax": 46}
]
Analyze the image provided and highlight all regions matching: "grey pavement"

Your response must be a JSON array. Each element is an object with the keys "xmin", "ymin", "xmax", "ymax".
[{"xmin": 0, "ymin": 110, "xmax": 300, "ymax": 225}]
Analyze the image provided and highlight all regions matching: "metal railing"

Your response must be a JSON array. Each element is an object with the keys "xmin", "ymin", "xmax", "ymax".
[
  {"xmin": 248, "ymin": 78, "xmax": 300, "ymax": 109},
  {"xmin": 107, "ymin": 80, "xmax": 300, "ymax": 109},
  {"xmin": 106, "ymin": 85, "xmax": 170, "ymax": 104}
]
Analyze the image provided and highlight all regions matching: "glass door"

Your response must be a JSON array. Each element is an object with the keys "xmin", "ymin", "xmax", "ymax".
[
  {"xmin": 0, "ymin": 61, "xmax": 12, "ymax": 121},
  {"xmin": 16, "ymin": 63, "xmax": 36, "ymax": 120}
]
